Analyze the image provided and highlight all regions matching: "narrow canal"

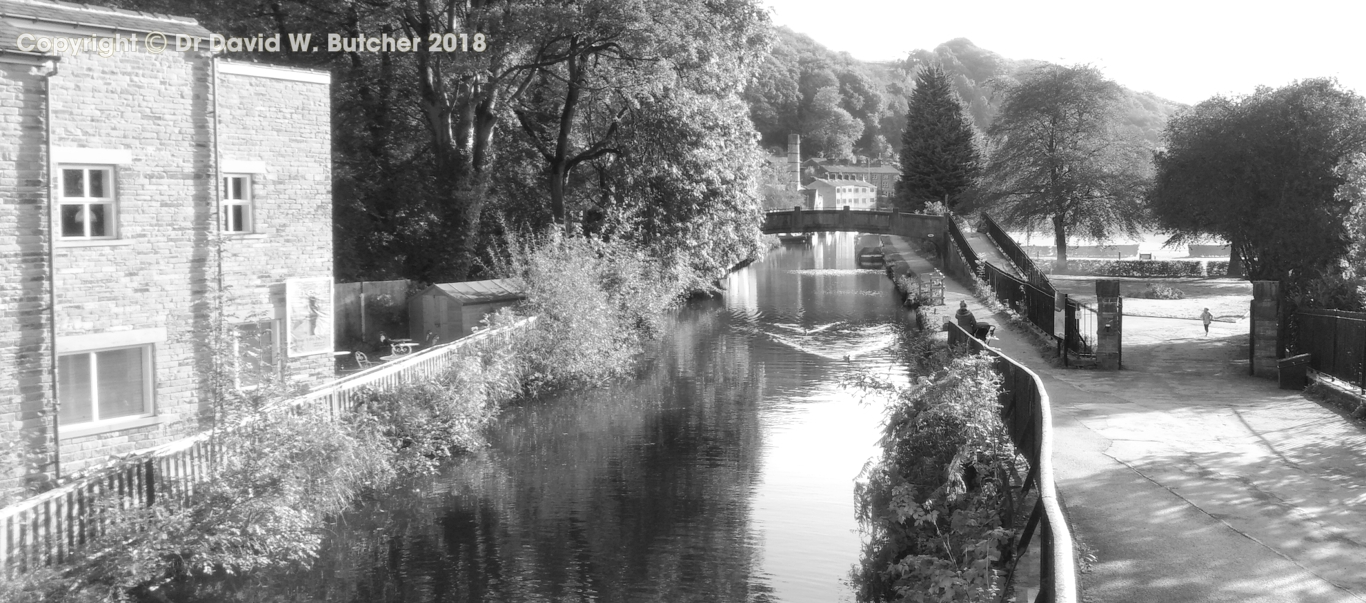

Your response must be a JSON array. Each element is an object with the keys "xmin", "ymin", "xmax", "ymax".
[{"xmin": 271, "ymin": 232, "xmax": 912, "ymax": 602}]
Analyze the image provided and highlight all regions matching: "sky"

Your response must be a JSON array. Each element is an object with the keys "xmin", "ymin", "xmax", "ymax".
[{"xmin": 761, "ymin": 0, "xmax": 1366, "ymax": 106}]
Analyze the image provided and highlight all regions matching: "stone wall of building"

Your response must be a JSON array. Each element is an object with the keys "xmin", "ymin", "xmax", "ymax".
[
  {"xmin": 45, "ymin": 48, "xmax": 213, "ymax": 475},
  {"xmin": 0, "ymin": 59, "xmax": 55, "ymax": 495},
  {"xmin": 0, "ymin": 51, "xmax": 333, "ymax": 483},
  {"xmin": 215, "ymin": 62, "xmax": 333, "ymax": 386}
]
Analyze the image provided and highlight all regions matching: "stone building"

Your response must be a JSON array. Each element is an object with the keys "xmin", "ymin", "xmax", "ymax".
[
  {"xmin": 814, "ymin": 162, "xmax": 901, "ymax": 204},
  {"xmin": 804, "ymin": 178, "xmax": 877, "ymax": 210},
  {"xmin": 0, "ymin": 0, "xmax": 333, "ymax": 490}
]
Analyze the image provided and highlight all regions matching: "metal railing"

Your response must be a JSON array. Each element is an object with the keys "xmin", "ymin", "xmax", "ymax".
[
  {"xmin": 1063, "ymin": 298, "xmax": 1097, "ymax": 362},
  {"xmin": 946, "ymin": 323, "xmax": 1079, "ymax": 603},
  {"xmin": 980, "ymin": 213, "xmax": 1055, "ymax": 296},
  {"xmin": 945, "ymin": 216, "xmax": 981, "ymax": 276},
  {"xmin": 1294, "ymin": 309, "xmax": 1366, "ymax": 389},
  {"xmin": 981, "ymin": 262, "xmax": 1056, "ymax": 336},
  {"xmin": 0, "ymin": 317, "xmax": 536, "ymax": 574}
]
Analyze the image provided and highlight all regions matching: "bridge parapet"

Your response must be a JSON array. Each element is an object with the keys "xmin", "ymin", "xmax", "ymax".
[{"xmin": 762, "ymin": 208, "xmax": 945, "ymax": 248}]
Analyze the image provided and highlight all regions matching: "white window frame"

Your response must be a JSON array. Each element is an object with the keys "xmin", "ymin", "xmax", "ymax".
[
  {"xmin": 57, "ymin": 345, "xmax": 155, "ymax": 427},
  {"xmin": 222, "ymin": 174, "xmax": 253, "ymax": 234},
  {"xmin": 231, "ymin": 319, "xmax": 281, "ymax": 389},
  {"xmin": 58, "ymin": 164, "xmax": 117, "ymax": 240}
]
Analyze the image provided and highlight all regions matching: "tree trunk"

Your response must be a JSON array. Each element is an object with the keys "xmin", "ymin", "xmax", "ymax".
[
  {"xmin": 548, "ymin": 43, "xmax": 584, "ymax": 226},
  {"xmin": 1053, "ymin": 214, "xmax": 1068, "ymax": 274},
  {"xmin": 1227, "ymin": 239, "xmax": 1246, "ymax": 278}
]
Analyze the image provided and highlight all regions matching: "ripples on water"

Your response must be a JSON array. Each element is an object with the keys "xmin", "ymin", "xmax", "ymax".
[{"xmin": 220, "ymin": 233, "xmax": 912, "ymax": 603}]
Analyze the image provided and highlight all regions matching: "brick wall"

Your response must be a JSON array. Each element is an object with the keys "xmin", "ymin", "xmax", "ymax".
[
  {"xmin": 0, "ymin": 59, "xmax": 54, "ymax": 496},
  {"xmin": 216, "ymin": 63, "xmax": 333, "ymax": 386},
  {"xmin": 0, "ymin": 51, "xmax": 333, "ymax": 483},
  {"xmin": 45, "ymin": 49, "xmax": 213, "ymax": 475}
]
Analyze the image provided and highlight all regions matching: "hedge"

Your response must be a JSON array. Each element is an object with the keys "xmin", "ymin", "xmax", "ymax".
[{"xmin": 1038, "ymin": 258, "xmax": 1213, "ymax": 278}]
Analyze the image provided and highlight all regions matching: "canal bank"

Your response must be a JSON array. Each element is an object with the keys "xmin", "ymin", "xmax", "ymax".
[{"xmin": 203, "ymin": 232, "xmax": 914, "ymax": 602}]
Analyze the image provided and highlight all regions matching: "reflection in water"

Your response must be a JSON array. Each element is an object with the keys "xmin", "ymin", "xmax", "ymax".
[{"xmin": 245, "ymin": 232, "xmax": 912, "ymax": 603}]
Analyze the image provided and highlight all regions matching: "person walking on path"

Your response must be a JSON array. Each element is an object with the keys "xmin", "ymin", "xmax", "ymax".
[{"xmin": 1200, "ymin": 307, "xmax": 1213, "ymax": 336}]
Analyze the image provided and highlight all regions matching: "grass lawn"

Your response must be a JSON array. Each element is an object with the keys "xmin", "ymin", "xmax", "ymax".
[{"xmin": 1050, "ymin": 275, "xmax": 1252, "ymax": 322}]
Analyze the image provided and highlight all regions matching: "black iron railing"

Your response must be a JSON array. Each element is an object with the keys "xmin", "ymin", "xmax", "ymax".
[
  {"xmin": 1294, "ymin": 309, "xmax": 1366, "ymax": 389},
  {"xmin": 946, "ymin": 323, "xmax": 1079, "ymax": 603},
  {"xmin": 945, "ymin": 216, "xmax": 980, "ymax": 275},
  {"xmin": 981, "ymin": 212, "xmax": 1054, "ymax": 296},
  {"xmin": 980, "ymin": 262, "xmax": 1056, "ymax": 336}
]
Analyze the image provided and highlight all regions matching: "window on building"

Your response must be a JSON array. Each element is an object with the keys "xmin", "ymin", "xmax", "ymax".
[
  {"xmin": 57, "ymin": 346, "xmax": 153, "ymax": 426},
  {"xmin": 222, "ymin": 174, "xmax": 253, "ymax": 233},
  {"xmin": 233, "ymin": 320, "xmax": 279, "ymax": 388},
  {"xmin": 59, "ymin": 166, "xmax": 115, "ymax": 239}
]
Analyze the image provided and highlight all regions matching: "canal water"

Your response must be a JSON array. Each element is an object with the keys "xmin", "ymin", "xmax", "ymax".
[{"xmin": 264, "ymin": 232, "xmax": 912, "ymax": 602}]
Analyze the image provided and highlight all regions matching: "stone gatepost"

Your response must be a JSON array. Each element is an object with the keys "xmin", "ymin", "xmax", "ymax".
[
  {"xmin": 1250, "ymin": 281, "xmax": 1281, "ymax": 378},
  {"xmin": 1096, "ymin": 280, "xmax": 1122, "ymax": 370}
]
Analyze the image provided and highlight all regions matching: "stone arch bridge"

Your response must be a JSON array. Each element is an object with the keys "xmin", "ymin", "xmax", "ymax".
[{"xmin": 760, "ymin": 207, "xmax": 946, "ymax": 256}]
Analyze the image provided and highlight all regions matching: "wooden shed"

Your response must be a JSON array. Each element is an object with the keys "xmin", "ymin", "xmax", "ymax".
[{"xmin": 408, "ymin": 278, "xmax": 527, "ymax": 343}]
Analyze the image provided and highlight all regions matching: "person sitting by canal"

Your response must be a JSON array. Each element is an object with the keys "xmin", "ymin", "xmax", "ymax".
[
  {"xmin": 954, "ymin": 301, "xmax": 994, "ymax": 342},
  {"xmin": 955, "ymin": 301, "xmax": 976, "ymax": 329}
]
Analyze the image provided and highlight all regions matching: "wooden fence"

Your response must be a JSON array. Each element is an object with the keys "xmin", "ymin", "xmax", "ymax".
[
  {"xmin": 946, "ymin": 323, "xmax": 1079, "ymax": 603},
  {"xmin": 0, "ymin": 317, "xmax": 536, "ymax": 574}
]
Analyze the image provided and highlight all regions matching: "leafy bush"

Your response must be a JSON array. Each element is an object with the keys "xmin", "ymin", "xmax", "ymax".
[
  {"xmin": 357, "ymin": 347, "xmax": 522, "ymax": 476},
  {"xmin": 852, "ymin": 354, "xmax": 1018, "ymax": 602},
  {"xmin": 1207, "ymin": 261, "xmax": 1231, "ymax": 276},
  {"xmin": 491, "ymin": 230, "xmax": 690, "ymax": 393},
  {"xmin": 45, "ymin": 405, "xmax": 394, "ymax": 601},
  {"xmin": 1040, "ymin": 258, "xmax": 1207, "ymax": 278},
  {"xmin": 1137, "ymin": 283, "xmax": 1186, "ymax": 299}
]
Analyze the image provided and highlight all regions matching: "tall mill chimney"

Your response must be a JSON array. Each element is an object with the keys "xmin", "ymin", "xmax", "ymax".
[{"xmin": 787, "ymin": 134, "xmax": 801, "ymax": 192}]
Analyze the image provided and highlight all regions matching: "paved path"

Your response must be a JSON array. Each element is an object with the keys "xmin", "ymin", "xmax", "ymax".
[
  {"xmin": 961, "ymin": 230, "xmax": 1023, "ymax": 279},
  {"xmin": 883, "ymin": 236, "xmax": 1366, "ymax": 603}
]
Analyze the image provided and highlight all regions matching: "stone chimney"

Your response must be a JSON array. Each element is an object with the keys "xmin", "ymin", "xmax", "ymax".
[{"xmin": 787, "ymin": 134, "xmax": 801, "ymax": 191}]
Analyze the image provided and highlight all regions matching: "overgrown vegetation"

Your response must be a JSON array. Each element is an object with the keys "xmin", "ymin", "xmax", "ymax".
[
  {"xmin": 6, "ymin": 230, "xmax": 691, "ymax": 601},
  {"xmin": 851, "ymin": 352, "xmax": 1023, "ymax": 602},
  {"xmin": 489, "ymin": 230, "xmax": 692, "ymax": 395}
]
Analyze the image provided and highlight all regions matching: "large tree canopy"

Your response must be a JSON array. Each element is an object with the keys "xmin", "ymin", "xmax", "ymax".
[
  {"xmin": 1149, "ymin": 79, "xmax": 1366, "ymax": 291},
  {"xmin": 107, "ymin": 0, "xmax": 771, "ymax": 283},
  {"xmin": 896, "ymin": 65, "xmax": 981, "ymax": 211},
  {"xmin": 977, "ymin": 64, "xmax": 1151, "ymax": 270}
]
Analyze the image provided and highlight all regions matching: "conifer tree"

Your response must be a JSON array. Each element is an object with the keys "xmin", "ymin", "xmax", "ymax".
[{"xmin": 896, "ymin": 65, "xmax": 982, "ymax": 211}]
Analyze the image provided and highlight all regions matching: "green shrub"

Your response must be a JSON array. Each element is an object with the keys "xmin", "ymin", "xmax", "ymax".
[
  {"xmin": 45, "ymin": 405, "xmax": 394, "ymax": 601},
  {"xmin": 1040, "ymin": 258, "xmax": 1207, "ymax": 278},
  {"xmin": 852, "ymin": 354, "xmax": 1018, "ymax": 602},
  {"xmin": 1138, "ymin": 283, "xmax": 1186, "ymax": 299},
  {"xmin": 357, "ymin": 349, "xmax": 518, "ymax": 476},
  {"xmin": 491, "ymin": 230, "xmax": 690, "ymax": 393}
]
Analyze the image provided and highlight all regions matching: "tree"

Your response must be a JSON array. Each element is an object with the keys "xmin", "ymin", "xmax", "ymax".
[
  {"xmin": 508, "ymin": 0, "xmax": 770, "ymax": 227},
  {"xmin": 803, "ymin": 86, "xmax": 864, "ymax": 161},
  {"xmin": 1149, "ymin": 80, "xmax": 1366, "ymax": 296},
  {"xmin": 742, "ymin": 28, "xmax": 887, "ymax": 158},
  {"xmin": 896, "ymin": 65, "xmax": 982, "ymax": 211},
  {"xmin": 978, "ymin": 65, "xmax": 1150, "ymax": 271},
  {"xmin": 589, "ymin": 88, "xmax": 768, "ymax": 279}
]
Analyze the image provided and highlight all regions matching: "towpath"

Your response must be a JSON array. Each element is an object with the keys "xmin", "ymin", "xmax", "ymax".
[{"xmin": 884, "ymin": 236, "xmax": 1366, "ymax": 603}]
